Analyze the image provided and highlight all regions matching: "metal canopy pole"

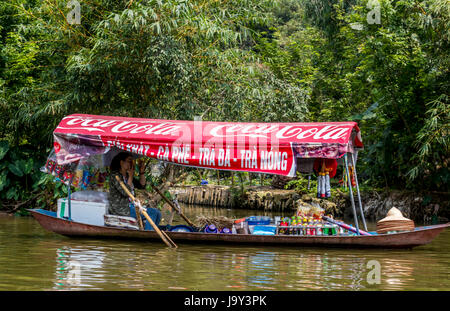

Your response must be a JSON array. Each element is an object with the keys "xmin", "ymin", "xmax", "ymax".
[
  {"xmin": 67, "ymin": 182, "xmax": 72, "ymax": 221},
  {"xmin": 344, "ymin": 153, "xmax": 360, "ymax": 235},
  {"xmin": 351, "ymin": 152, "xmax": 368, "ymax": 231}
]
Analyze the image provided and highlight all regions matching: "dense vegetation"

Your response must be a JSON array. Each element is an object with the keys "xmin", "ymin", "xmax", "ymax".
[{"xmin": 0, "ymin": 0, "xmax": 448, "ymax": 210}]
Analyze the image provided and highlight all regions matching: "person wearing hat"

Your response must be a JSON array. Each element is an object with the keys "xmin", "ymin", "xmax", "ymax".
[{"xmin": 108, "ymin": 152, "xmax": 161, "ymax": 228}]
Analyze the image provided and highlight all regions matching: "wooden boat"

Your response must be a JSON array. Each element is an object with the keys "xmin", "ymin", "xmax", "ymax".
[
  {"xmin": 33, "ymin": 115, "xmax": 449, "ymax": 249},
  {"xmin": 30, "ymin": 209, "xmax": 450, "ymax": 249}
]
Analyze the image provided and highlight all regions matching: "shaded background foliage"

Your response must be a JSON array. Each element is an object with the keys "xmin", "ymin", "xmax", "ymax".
[{"xmin": 0, "ymin": 0, "xmax": 448, "ymax": 208}]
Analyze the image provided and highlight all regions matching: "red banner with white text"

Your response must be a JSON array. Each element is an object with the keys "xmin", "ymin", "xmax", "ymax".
[{"xmin": 52, "ymin": 114, "xmax": 363, "ymax": 177}]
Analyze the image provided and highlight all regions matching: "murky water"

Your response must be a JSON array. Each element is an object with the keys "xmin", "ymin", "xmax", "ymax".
[{"xmin": 0, "ymin": 205, "xmax": 449, "ymax": 291}]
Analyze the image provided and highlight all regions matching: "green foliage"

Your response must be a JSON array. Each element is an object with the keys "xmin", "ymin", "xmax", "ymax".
[
  {"xmin": 156, "ymin": 191, "xmax": 173, "ymax": 211},
  {"xmin": 407, "ymin": 94, "xmax": 449, "ymax": 189},
  {"xmin": 285, "ymin": 175, "xmax": 316, "ymax": 193},
  {"xmin": 0, "ymin": 140, "xmax": 50, "ymax": 204},
  {"xmin": 1, "ymin": 0, "xmax": 449, "ymax": 212},
  {"xmin": 60, "ymin": 0, "xmax": 308, "ymax": 122},
  {"xmin": 255, "ymin": 0, "xmax": 449, "ymax": 191},
  {"xmin": 284, "ymin": 173, "xmax": 345, "ymax": 198},
  {"xmin": 229, "ymin": 183, "xmax": 248, "ymax": 207},
  {"xmin": 0, "ymin": 0, "xmax": 307, "ymax": 210}
]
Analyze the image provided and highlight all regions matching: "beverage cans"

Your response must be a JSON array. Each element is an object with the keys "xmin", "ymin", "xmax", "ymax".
[{"xmin": 331, "ymin": 225, "xmax": 337, "ymax": 235}]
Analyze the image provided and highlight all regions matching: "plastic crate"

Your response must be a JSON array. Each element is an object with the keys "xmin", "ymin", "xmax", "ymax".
[{"xmin": 246, "ymin": 216, "xmax": 271, "ymax": 225}]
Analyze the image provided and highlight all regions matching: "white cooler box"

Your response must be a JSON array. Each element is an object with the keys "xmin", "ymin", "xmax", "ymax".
[{"xmin": 57, "ymin": 198, "xmax": 108, "ymax": 226}]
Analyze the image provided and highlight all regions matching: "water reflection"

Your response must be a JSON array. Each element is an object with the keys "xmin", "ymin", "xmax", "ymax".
[
  {"xmin": 45, "ymin": 237, "xmax": 440, "ymax": 291},
  {"xmin": 54, "ymin": 247, "xmax": 72, "ymax": 290},
  {"xmin": 226, "ymin": 250, "xmax": 419, "ymax": 291},
  {"xmin": 380, "ymin": 258, "xmax": 415, "ymax": 289},
  {"xmin": 53, "ymin": 246, "xmax": 106, "ymax": 290},
  {"xmin": 247, "ymin": 252, "xmax": 277, "ymax": 288}
]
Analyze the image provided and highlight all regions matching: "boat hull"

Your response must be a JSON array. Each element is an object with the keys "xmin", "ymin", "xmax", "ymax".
[{"xmin": 30, "ymin": 209, "xmax": 449, "ymax": 249}]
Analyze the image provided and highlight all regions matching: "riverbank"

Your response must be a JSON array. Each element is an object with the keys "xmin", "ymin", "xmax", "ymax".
[
  {"xmin": 169, "ymin": 185, "xmax": 449, "ymax": 223},
  {"xmin": 355, "ymin": 190, "xmax": 449, "ymax": 223}
]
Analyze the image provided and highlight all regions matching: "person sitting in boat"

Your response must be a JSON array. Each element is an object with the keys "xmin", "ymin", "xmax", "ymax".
[{"xmin": 109, "ymin": 152, "xmax": 161, "ymax": 229}]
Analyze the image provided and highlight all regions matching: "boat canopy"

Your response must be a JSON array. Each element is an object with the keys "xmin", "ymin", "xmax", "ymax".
[{"xmin": 52, "ymin": 114, "xmax": 363, "ymax": 177}]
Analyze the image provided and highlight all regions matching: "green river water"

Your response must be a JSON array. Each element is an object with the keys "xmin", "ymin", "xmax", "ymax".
[{"xmin": 0, "ymin": 205, "xmax": 449, "ymax": 291}]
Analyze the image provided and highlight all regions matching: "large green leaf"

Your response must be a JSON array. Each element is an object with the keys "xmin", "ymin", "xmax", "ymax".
[
  {"xmin": 8, "ymin": 161, "xmax": 24, "ymax": 177},
  {"xmin": 350, "ymin": 102, "xmax": 379, "ymax": 121},
  {"xmin": 0, "ymin": 171, "xmax": 8, "ymax": 192},
  {"xmin": 23, "ymin": 158, "xmax": 34, "ymax": 175},
  {"xmin": 0, "ymin": 141, "xmax": 9, "ymax": 161},
  {"xmin": 32, "ymin": 173, "xmax": 49, "ymax": 190},
  {"xmin": 6, "ymin": 187, "xmax": 19, "ymax": 200}
]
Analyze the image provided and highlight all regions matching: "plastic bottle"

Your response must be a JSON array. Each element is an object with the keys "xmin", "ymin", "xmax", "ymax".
[
  {"xmin": 317, "ymin": 225, "xmax": 322, "ymax": 236},
  {"xmin": 299, "ymin": 225, "xmax": 304, "ymax": 236},
  {"xmin": 292, "ymin": 219, "xmax": 297, "ymax": 235},
  {"xmin": 279, "ymin": 220, "xmax": 288, "ymax": 235}
]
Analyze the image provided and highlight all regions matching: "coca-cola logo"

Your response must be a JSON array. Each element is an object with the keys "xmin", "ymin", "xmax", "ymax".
[
  {"xmin": 208, "ymin": 124, "xmax": 352, "ymax": 141},
  {"xmin": 57, "ymin": 116, "xmax": 182, "ymax": 136},
  {"xmin": 56, "ymin": 115, "xmax": 354, "ymax": 142}
]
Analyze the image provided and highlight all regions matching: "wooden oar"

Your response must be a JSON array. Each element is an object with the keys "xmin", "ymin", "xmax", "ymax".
[
  {"xmin": 149, "ymin": 183, "xmax": 198, "ymax": 229},
  {"xmin": 115, "ymin": 175, "xmax": 177, "ymax": 248},
  {"xmin": 139, "ymin": 203, "xmax": 178, "ymax": 249}
]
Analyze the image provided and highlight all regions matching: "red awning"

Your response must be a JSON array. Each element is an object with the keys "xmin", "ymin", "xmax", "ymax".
[{"xmin": 52, "ymin": 114, "xmax": 363, "ymax": 177}]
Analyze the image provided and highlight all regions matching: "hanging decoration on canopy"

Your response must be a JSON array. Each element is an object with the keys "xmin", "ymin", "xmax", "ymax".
[
  {"xmin": 313, "ymin": 158, "xmax": 337, "ymax": 198},
  {"xmin": 40, "ymin": 148, "xmax": 134, "ymax": 189}
]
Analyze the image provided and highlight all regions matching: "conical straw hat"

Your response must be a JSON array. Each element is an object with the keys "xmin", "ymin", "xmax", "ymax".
[
  {"xmin": 378, "ymin": 207, "xmax": 411, "ymax": 222},
  {"xmin": 376, "ymin": 207, "xmax": 415, "ymax": 234}
]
